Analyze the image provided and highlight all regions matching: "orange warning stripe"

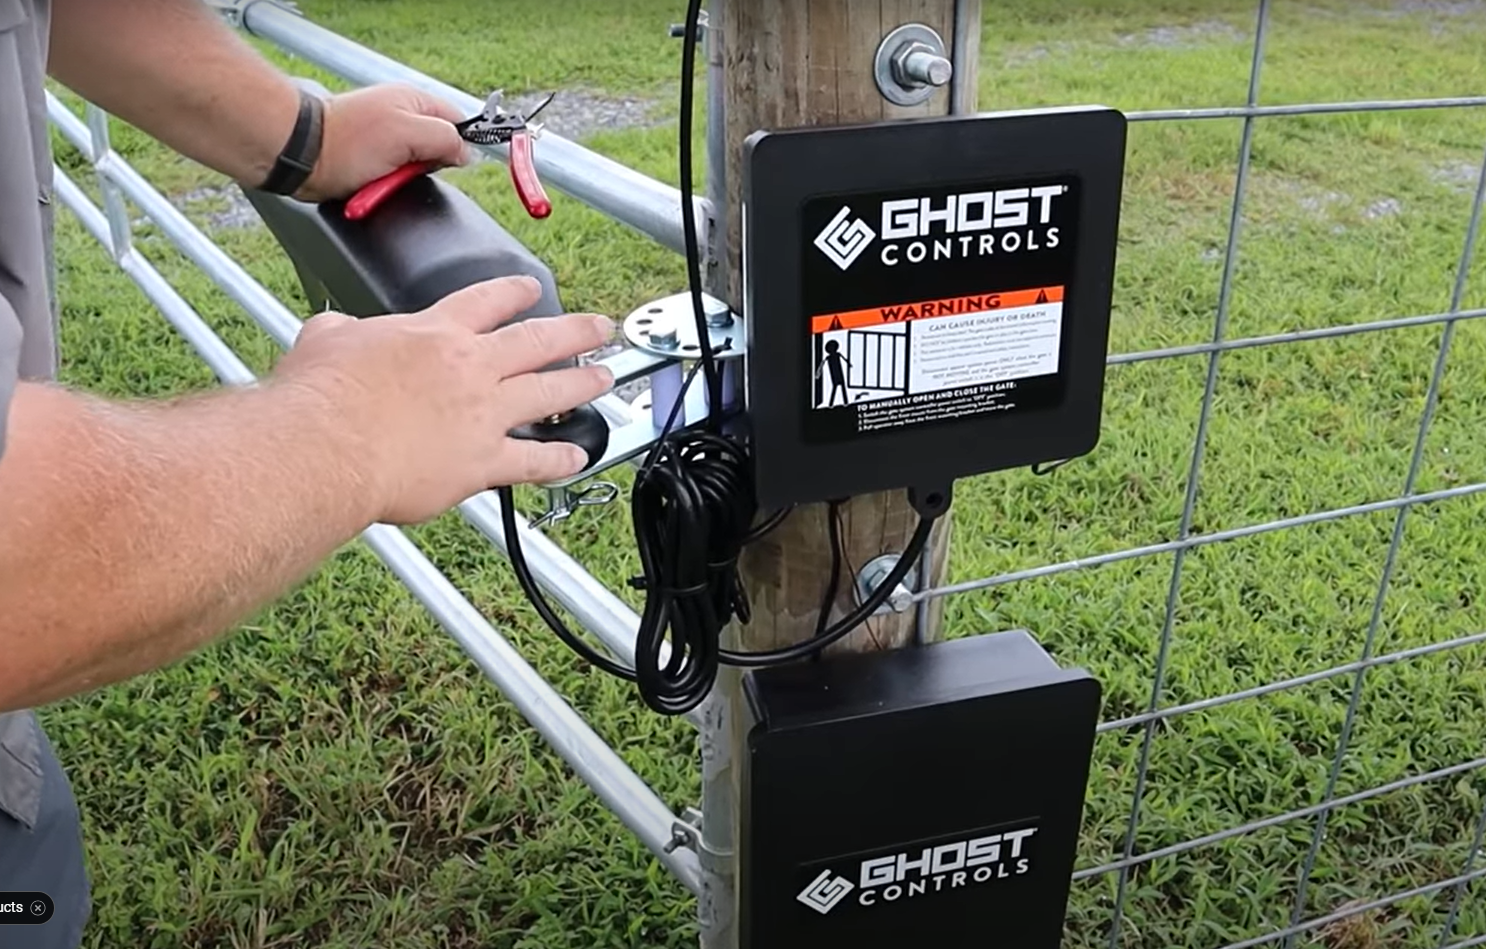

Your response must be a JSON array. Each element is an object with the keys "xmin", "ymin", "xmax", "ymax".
[{"xmin": 810, "ymin": 285, "xmax": 1063, "ymax": 334}]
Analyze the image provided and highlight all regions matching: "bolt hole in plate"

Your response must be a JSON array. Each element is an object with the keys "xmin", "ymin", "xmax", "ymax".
[
  {"xmin": 622, "ymin": 291, "xmax": 746, "ymax": 361},
  {"xmin": 628, "ymin": 388, "xmax": 653, "ymax": 416}
]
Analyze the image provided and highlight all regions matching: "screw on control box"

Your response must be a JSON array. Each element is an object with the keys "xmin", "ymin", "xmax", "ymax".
[{"xmin": 741, "ymin": 107, "xmax": 1127, "ymax": 510}]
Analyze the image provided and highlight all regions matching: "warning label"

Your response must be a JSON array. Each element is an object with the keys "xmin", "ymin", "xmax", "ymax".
[
  {"xmin": 810, "ymin": 288, "xmax": 1063, "ymax": 411},
  {"xmin": 807, "ymin": 286, "xmax": 1066, "ymax": 439},
  {"xmin": 799, "ymin": 173, "xmax": 1079, "ymax": 444}
]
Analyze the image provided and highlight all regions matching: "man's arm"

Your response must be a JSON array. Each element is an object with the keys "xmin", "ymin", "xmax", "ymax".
[
  {"xmin": 0, "ymin": 379, "xmax": 372, "ymax": 713},
  {"xmin": 46, "ymin": 0, "xmax": 469, "ymax": 200},
  {"xmin": 47, "ymin": 0, "xmax": 305, "ymax": 192}
]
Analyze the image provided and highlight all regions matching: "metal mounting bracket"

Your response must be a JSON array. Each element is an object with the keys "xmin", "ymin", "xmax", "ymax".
[
  {"xmin": 665, "ymin": 807, "xmax": 731, "ymax": 860},
  {"xmin": 668, "ymin": 9, "xmax": 711, "ymax": 40},
  {"xmin": 622, "ymin": 291, "xmax": 744, "ymax": 361},
  {"xmin": 535, "ymin": 291, "xmax": 749, "ymax": 490},
  {"xmin": 664, "ymin": 806, "xmax": 706, "ymax": 854},
  {"xmin": 530, "ymin": 481, "xmax": 620, "ymax": 530}
]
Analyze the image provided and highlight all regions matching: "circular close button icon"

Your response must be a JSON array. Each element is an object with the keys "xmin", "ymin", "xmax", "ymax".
[{"xmin": 0, "ymin": 892, "xmax": 53, "ymax": 924}]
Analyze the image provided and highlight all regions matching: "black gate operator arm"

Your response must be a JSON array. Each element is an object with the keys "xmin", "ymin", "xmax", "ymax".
[{"xmin": 239, "ymin": 166, "xmax": 609, "ymax": 469}]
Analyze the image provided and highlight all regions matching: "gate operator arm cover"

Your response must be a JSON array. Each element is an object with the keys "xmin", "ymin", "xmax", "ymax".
[
  {"xmin": 241, "ymin": 171, "xmax": 611, "ymax": 468},
  {"xmin": 240, "ymin": 175, "xmax": 567, "ymax": 327},
  {"xmin": 742, "ymin": 106, "xmax": 1127, "ymax": 509}
]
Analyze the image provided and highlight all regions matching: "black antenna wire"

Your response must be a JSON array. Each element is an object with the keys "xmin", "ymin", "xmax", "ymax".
[{"xmin": 496, "ymin": 0, "xmax": 944, "ymax": 715}]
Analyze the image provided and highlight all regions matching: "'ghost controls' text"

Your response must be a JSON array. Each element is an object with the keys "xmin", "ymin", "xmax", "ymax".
[{"xmin": 877, "ymin": 184, "xmax": 1066, "ymax": 267}]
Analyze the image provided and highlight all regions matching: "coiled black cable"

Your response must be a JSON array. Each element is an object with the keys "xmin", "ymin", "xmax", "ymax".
[
  {"xmin": 499, "ymin": 473, "xmax": 936, "ymax": 713},
  {"xmin": 495, "ymin": 425, "xmax": 759, "ymax": 716},
  {"xmin": 494, "ymin": 0, "xmax": 943, "ymax": 716}
]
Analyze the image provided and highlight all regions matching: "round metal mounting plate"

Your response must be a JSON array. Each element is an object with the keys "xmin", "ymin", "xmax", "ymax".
[
  {"xmin": 874, "ymin": 23, "xmax": 948, "ymax": 107},
  {"xmin": 622, "ymin": 291, "xmax": 745, "ymax": 361}
]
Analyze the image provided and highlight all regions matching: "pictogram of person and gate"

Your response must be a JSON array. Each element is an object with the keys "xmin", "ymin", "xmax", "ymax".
[{"xmin": 813, "ymin": 320, "xmax": 910, "ymax": 409}]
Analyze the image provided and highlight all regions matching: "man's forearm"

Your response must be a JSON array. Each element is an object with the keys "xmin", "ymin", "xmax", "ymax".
[
  {"xmin": 47, "ymin": 0, "xmax": 301, "ymax": 189},
  {"xmin": 0, "ymin": 380, "xmax": 376, "ymax": 713}
]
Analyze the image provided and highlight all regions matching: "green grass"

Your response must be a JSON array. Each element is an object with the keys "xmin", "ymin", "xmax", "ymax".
[{"xmin": 33, "ymin": 1, "xmax": 1486, "ymax": 947}]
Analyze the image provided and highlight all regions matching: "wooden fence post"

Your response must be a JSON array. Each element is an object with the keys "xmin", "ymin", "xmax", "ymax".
[{"xmin": 693, "ymin": 3, "xmax": 981, "ymax": 946}]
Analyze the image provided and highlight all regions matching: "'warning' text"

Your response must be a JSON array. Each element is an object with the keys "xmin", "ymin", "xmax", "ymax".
[{"xmin": 882, "ymin": 293, "xmax": 1005, "ymax": 322}]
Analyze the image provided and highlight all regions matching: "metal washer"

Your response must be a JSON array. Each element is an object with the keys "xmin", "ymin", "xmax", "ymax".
[
  {"xmin": 622, "ymin": 291, "xmax": 746, "ymax": 361},
  {"xmin": 874, "ymin": 23, "xmax": 950, "ymax": 107}
]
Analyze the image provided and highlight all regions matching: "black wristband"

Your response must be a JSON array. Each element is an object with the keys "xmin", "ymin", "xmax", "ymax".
[{"xmin": 257, "ymin": 88, "xmax": 325, "ymax": 196}]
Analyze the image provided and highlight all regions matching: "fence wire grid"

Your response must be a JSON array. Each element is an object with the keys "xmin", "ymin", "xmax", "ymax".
[{"xmin": 906, "ymin": 2, "xmax": 1486, "ymax": 947}]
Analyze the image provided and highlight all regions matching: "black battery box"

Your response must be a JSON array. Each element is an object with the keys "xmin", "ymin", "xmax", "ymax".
[{"xmin": 738, "ymin": 630, "xmax": 1101, "ymax": 948}]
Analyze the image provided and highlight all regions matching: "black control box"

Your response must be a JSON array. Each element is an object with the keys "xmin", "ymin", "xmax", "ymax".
[
  {"xmin": 741, "ymin": 107, "xmax": 1127, "ymax": 509},
  {"xmin": 738, "ymin": 631, "xmax": 1101, "ymax": 949}
]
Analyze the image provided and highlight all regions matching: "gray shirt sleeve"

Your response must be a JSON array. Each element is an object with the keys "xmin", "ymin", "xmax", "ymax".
[
  {"xmin": 0, "ymin": 0, "xmax": 56, "ymax": 830},
  {"xmin": 0, "ymin": 292, "xmax": 19, "ymax": 460},
  {"xmin": 0, "ymin": 293, "xmax": 42, "ymax": 831}
]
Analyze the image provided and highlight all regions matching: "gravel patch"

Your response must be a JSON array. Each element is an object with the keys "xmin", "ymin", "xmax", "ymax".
[
  {"xmin": 1113, "ymin": 20, "xmax": 1248, "ymax": 48},
  {"xmin": 1343, "ymin": 0, "xmax": 1486, "ymax": 35},
  {"xmin": 1431, "ymin": 160, "xmax": 1483, "ymax": 193},
  {"xmin": 177, "ymin": 185, "xmax": 260, "ymax": 231},
  {"xmin": 1255, "ymin": 175, "xmax": 1350, "ymax": 221},
  {"xmin": 1363, "ymin": 197, "xmax": 1404, "ymax": 219},
  {"xmin": 1298, "ymin": 189, "xmax": 1350, "ymax": 215},
  {"xmin": 1215, "ymin": 173, "xmax": 1414, "ymax": 252},
  {"xmin": 1383, "ymin": 0, "xmax": 1486, "ymax": 16},
  {"xmin": 500, "ymin": 87, "xmax": 668, "ymax": 141},
  {"xmin": 129, "ymin": 184, "xmax": 259, "ymax": 234},
  {"xmin": 1003, "ymin": 18, "xmax": 1246, "ymax": 64}
]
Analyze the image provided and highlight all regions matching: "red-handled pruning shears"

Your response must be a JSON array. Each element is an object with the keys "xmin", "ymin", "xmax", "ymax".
[{"xmin": 343, "ymin": 90, "xmax": 555, "ymax": 221}]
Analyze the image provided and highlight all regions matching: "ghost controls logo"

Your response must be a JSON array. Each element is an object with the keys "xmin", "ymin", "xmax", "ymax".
[
  {"xmin": 794, "ymin": 823, "xmax": 1039, "ymax": 916},
  {"xmin": 796, "ymin": 870, "xmax": 855, "ymax": 915},
  {"xmin": 813, "ymin": 206, "xmax": 877, "ymax": 270},
  {"xmin": 812, "ymin": 183, "xmax": 1070, "ymax": 271}
]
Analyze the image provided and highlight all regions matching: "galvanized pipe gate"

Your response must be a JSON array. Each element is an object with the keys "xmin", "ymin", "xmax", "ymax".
[{"xmin": 45, "ymin": 1, "xmax": 1486, "ymax": 946}]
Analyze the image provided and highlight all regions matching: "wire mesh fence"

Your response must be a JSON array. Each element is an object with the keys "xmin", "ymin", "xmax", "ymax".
[{"xmin": 910, "ymin": 2, "xmax": 1486, "ymax": 946}]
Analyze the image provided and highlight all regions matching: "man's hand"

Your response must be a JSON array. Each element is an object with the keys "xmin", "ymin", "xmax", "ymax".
[
  {"xmin": 273, "ymin": 275, "xmax": 615, "ymax": 524},
  {"xmin": 0, "ymin": 276, "xmax": 614, "ymax": 711},
  {"xmin": 296, "ymin": 84, "xmax": 474, "ymax": 203},
  {"xmin": 46, "ymin": 2, "xmax": 474, "ymax": 202}
]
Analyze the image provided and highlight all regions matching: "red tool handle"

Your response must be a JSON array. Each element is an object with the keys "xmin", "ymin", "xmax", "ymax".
[
  {"xmin": 343, "ymin": 161, "xmax": 436, "ymax": 221},
  {"xmin": 342, "ymin": 134, "xmax": 550, "ymax": 221},
  {"xmin": 508, "ymin": 130, "xmax": 552, "ymax": 219}
]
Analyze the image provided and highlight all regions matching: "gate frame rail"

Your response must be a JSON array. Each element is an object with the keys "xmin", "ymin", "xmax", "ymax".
[{"xmin": 45, "ymin": 89, "xmax": 705, "ymax": 897}]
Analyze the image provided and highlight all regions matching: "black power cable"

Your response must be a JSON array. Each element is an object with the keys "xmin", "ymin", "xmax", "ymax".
[
  {"xmin": 674, "ymin": 0, "xmax": 724, "ymax": 432},
  {"xmin": 495, "ymin": 0, "xmax": 947, "ymax": 715},
  {"xmin": 814, "ymin": 501, "xmax": 845, "ymax": 643}
]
